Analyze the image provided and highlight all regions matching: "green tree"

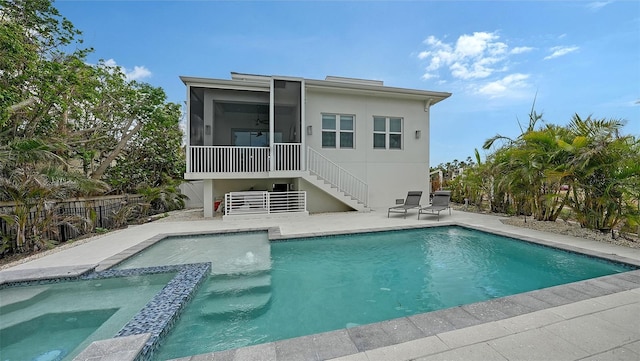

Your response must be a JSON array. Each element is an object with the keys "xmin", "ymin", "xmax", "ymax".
[
  {"xmin": 103, "ymin": 99, "xmax": 185, "ymax": 193},
  {"xmin": 562, "ymin": 115, "xmax": 638, "ymax": 231},
  {"xmin": 0, "ymin": 0, "xmax": 186, "ymax": 255}
]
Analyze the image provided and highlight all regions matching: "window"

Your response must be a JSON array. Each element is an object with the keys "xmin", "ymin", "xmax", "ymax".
[
  {"xmin": 322, "ymin": 114, "xmax": 354, "ymax": 148},
  {"xmin": 373, "ymin": 116, "xmax": 403, "ymax": 149}
]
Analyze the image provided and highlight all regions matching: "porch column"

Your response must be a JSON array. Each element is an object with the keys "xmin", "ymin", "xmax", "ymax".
[
  {"xmin": 203, "ymin": 179, "xmax": 215, "ymax": 218},
  {"xmin": 269, "ymin": 78, "xmax": 275, "ymax": 172}
]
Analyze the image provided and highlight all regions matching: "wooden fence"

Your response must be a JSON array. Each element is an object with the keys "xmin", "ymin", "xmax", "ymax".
[{"xmin": 0, "ymin": 195, "xmax": 145, "ymax": 247}]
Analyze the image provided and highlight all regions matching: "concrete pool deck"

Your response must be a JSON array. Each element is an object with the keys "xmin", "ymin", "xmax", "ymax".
[{"xmin": 2, "ymin": 209, "xmax": 640, "ymax": 361}]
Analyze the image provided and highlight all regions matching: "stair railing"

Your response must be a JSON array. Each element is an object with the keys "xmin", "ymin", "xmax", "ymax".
[{"xmin": 307, "ymin": 147, "xmax": 368, "ymax": 206}]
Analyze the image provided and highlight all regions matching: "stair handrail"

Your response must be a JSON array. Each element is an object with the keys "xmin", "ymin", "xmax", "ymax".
[{"xmin": 307, "ymin": 147, "xmax": 368, "ymax": 206}]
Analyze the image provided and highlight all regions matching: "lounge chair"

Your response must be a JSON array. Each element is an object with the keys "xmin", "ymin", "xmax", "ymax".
[
  {"xmin": 388, "ymin": 191, "xmax": 423, "ymax": 218},
  {"xmin": 418, "ymin": 190, "xmax": 451, "ymax": 220}
]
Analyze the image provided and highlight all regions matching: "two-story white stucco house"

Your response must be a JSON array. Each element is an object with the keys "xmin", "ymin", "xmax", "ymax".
[{"xmin": 181, "ymin": 72, "xmax": 451, "ymax": 218}]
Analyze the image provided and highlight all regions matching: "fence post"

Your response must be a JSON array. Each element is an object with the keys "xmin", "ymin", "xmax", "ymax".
[{"xmin": 59, "ymin": 207, "xmax": 67, "ymax": 242}]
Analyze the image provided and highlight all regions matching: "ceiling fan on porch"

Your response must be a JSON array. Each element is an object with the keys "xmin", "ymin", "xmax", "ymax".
[
  {"xmin": 255, "ymin": 115, "xmax": 269, "ymax": 126},
  {"xmin": 255, "ymin": 104, "xmax": 269, "ymax": 126}
]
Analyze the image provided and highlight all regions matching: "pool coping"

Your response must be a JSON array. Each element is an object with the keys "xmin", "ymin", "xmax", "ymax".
[{"xmin": 2, "ymin": 222, "xmax": 639, "ymax": 361}]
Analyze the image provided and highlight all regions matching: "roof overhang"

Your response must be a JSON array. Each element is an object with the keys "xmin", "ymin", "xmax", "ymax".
[
  {"xmin": 180, "ymin": 74, "xmax": 452, "ymax": 105},
  {"xmin": 180, "ymin": 76, "xmax": 270, "ymax": 92},
  {"xmin": 305, "ymin": 78, "xmax": 451, "ymax": 105}
]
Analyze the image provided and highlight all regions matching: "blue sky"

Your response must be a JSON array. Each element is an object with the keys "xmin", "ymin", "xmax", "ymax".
[{"xmin": 57, "ymin": 0, "xmax": 639, "ymax": 166}]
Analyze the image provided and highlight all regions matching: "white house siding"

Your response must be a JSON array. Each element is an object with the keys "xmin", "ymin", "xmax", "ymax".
[
  {"xmin": 179, "ymin": 181, "xmax": 204, "ymax": 208},
  {"xmin": 304, "ymin": 88, "xmax": 431, "ymax": 209}
]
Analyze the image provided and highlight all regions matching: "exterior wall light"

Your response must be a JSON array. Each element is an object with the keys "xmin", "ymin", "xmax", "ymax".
[
  {"xmin": 306, "ymin": 125, "xmax": 313, "ymax": 135},
  {"xmin": 415, "ymin": 130, "xmax": 421, "ymax": 139}
]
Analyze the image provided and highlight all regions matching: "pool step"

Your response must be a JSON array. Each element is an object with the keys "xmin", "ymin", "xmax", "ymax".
[
  {"xmin": 199, "ymin": 288, "xmax": 272, "ymax": 318},
  {"xmin": 204, "ymin": 272, "xmax": 271, "ymax": 294},
  {"xmin": 0, "ymin": 288, "xmax": 50, "ymax": 314},
  {"xmin": 199, "ymin": 271, "xmax": 272, "ymax": 318}
]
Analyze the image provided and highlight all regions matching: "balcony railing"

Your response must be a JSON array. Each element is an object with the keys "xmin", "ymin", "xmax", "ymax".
[
  {"xmin": 188, "ymin": 144, "xmax": 301, "ymax": 173},
  {"xmin": 224, "ymin": 191, "xmax": 307, "ymax": 216}
]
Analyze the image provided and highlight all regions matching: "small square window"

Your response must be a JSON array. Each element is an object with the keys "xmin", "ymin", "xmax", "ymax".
[
  {"xmin": 322, "ymin": 132, "xmax": 336, "ymax": 148},
  {"xmin": 322, "ymin": 114, "xmax": 336, "ymax": 130},
  {"xmin": 374, "ymin": 117, "xmax": 386, "ymax": 132},
  {"xmin": 322, "ymin": 113, "xmax": 355, "ymax": 148},
  {"xmin": 340, "ymin": 132, "xmax": 353, "ymax": 148},
  {"xmin": 389, "ymin": 134, "xmax": 402, "ymax": 149},
  {"xmin": 340, "ymin": 115, "xmax": 354, "ymax": 131},
  {"xmin": 373, "ymin": 116, "xmax": 403, "ymax": 150},
  {"xmin": 390, "ymin": 118, "xmax": 402, "ymax": 132},
  {"xmin": 373, "ymin": 133, "xmax": 386, "ymax": 148}
]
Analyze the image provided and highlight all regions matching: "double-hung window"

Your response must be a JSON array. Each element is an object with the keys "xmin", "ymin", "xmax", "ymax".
[
  {"xmin": 373, "ymin": 116, "xmax": 403, "ymax": 149},
  {"xmin": 322, "ymin": 114, "xmax": 354, "ymax": 148}
]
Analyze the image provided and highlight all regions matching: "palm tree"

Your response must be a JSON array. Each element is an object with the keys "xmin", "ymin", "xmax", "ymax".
[{"xmin": 563, "ymin": 114, "xmax": 637, "ymax": 231}]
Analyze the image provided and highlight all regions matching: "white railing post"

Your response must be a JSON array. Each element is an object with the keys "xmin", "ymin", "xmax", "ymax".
[{"xmin": 266, "ymin": 192, "xmax": 271, "ymax": 214}]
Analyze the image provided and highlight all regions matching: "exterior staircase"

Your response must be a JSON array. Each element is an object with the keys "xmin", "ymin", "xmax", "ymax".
[
  {"xmin": 301, "ymin": 172, "xmax": 370, "ymax": 212},
  {"xmin": 305, "ymin": 147, "xmax": 370, "ymax": 212},
  {"xmin": 199, "ymin": 270, "xmax": 272, "ymax": 319}
]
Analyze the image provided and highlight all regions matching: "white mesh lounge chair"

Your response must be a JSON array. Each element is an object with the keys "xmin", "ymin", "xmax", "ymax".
[
  {"xmin": 418, "ymin": 190, "xmax": 451, "ymax": 220},
  {"xmin": 388, "ymin": 191, "xmax": 423, "ymax": 218}
]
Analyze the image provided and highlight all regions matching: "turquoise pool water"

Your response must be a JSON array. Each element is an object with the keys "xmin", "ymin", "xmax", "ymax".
[
  {"xmin": 0, "ymin": 273, "xmax": 174, "ymax": 361},
  {"xmin": 153, "ymin": 226, "xmax": 631, "ymax": 360},
  {"xmin": 115, "ymin": 231, "xmax": 271, "ymax": 275}
]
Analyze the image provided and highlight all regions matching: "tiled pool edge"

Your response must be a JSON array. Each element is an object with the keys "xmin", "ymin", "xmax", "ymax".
[
  {"xmin": 0, "ymin": 264, "xmax": 98, "ymax": 289},
  {"xmin": 70, "ymin": 263, "xmax": 211, "ymax": 361},
  {"xmin": 115, "ymin": 263, "xmax": 211, "ymax": 361}
]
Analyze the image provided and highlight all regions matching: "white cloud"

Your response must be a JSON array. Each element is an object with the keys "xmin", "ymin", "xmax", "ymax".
[
  {"xmin": 544, "ymin": 46, "xmax": 579, "ymax": 60},
  {"xmin": 417, "ymin": 32, "xmax": 537, "ymax": 99},
  {"xmin": 587, "ymin": 1, "xmax": 612, "ymax": 11},
  {"xmin": 126, "ymin": 66, "xmax": 152, "ymax": 81},
  {"xmin": 417, "ymin": 32, "xmax": 531, "ymax": 81},
  {"xmin": 455, "ymin": 32, "xmax": 499, "ymax": 57},
  {"xmin": 511, "ymin": 46, "xmax": 534, "ymax": 54},
  {"xmin": 477, "ymin": 73, "xmax": 530, "ymax": 98},
  {"xmin": 103, "ymin": 58, "xmax": 117, "ymax": 67},
  {"xmin": 102, "ymin": 58, "xmax": 152, "ymax": 81},
  {"xmin": 421, "ymin": 73, "xmax": 437, "ymax": 80}
]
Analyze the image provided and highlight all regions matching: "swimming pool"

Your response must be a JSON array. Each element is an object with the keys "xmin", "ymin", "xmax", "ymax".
[
  {"xmin": 0, "ymin": 273, "xmax": 175, "ymax": 361},
  {"xmin": 149, "ymin": 226, "xmax": 633, "ymax": 360}
]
